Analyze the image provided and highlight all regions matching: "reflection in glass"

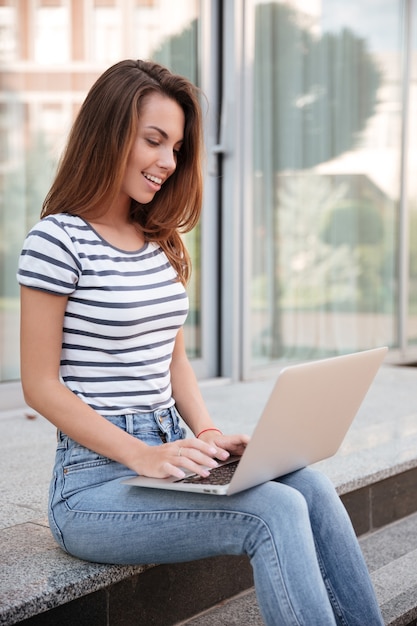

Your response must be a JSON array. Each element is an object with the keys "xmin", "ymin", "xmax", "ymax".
[
  {"xmin": 0, "ymin": 0, "xmax": 201, "ymax": 381},
  {"xmin": 251, "ymin": 0, "xmax": 401, "ymax": 365},
  {"xmin": 34, "ymin": 6, "xmax": 70, "ymax": 63}
]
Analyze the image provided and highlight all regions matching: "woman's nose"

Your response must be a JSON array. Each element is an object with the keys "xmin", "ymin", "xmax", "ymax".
[{"xmin": 158, "ymin": 147, "xmax": 177, "ymax": 172}]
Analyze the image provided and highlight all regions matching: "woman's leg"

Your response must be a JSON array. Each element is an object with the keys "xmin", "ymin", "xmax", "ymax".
[
  {"xmin": 52, "ymin": 471, "xmax": 340, "ymax": 626},
  {"xmin": 49, "ymin": 412, "xmax": 382, "ymax": 625},
  {"xmin": 278, "ymin": 468, "xmax": 384, "ymax": 626}
]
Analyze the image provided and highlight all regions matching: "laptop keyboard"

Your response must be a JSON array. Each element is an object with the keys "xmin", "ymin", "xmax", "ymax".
[{"xmin": 176, "ymin": 459, "xmax": 240, "ymax": 485}]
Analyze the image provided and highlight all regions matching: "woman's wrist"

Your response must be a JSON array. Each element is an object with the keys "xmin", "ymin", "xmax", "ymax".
[{"xmin": 196, "ymin": 427, "xmax": 223, "ymax": 439}]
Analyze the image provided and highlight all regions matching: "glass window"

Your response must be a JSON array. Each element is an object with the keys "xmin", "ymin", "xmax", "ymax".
[
  {"xmin": 0, "ymin": 5, "xmax": 17, "ymax": 63},
  {"xmin": 0, "ymin": 0, "xmax": 201, "ymax": 382},
  {"xmin": 408, "ymin": 1, "xmax": 417, "ymax": 348},
  {"xmin": 250, "ymin": 0, "xmax": 402, "ymax": 366},
  {"xmin": 34, "ymin": 3, "xmax": 70, "ymax": 64},
  {"xmin": 92, "ymin": 6, "xmax": 122, "ymax": 63}
]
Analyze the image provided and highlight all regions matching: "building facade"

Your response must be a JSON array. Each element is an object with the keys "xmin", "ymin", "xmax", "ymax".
[{"xmin": 1, "ymin": 0, "xmax": 417, "ymax": 403}]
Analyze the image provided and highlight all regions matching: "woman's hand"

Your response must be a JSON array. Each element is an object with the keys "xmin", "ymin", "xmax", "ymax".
[
  {"xmin": 197, "ymin": 431, "xmax": 250, "ymax": 460},
  {"xmin": 134, "ymin": 438, "xmax": 223, "ymax": 479}
]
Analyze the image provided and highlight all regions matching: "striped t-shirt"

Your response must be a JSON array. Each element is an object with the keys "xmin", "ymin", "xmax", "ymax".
[{"xmin": 17, "ymin": 213, "xmax": 189, "ymax": 415}]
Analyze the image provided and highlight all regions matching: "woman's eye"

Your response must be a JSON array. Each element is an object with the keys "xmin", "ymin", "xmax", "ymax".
[{"xmin": 146, "ymin": 138, "xmax": 159, "ymax": 147}]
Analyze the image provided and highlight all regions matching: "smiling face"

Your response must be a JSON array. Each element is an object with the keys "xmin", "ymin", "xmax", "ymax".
[{"xmin": 120, "ymin": 92, "xmax": 185, "ymax": 207}]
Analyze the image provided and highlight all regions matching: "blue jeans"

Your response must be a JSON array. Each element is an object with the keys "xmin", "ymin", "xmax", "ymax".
[{"xmin": 49, "ymin": 407, "xmax": 383, "ymax": 626}]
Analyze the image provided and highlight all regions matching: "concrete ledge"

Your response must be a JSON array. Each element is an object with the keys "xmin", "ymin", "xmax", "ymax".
[
  {"xmin": 340, "ymin": 466, "xmax": 417, "ymax": 536},
  {"xmin": 0, "ymin": 520, "xmax": 149, "ymax": 625},
  {"xmin": 1, "ymin": 523, "xmax": 253, "ymax": 626}
]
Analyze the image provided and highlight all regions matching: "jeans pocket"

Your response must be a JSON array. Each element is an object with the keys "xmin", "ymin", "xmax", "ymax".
[
  {"xmin": 61, "ymin": 444, "xmax": 115, "ymax": 498},
  {"xmin": 66, "ymin": 442, "xmax": 107, "ymax": 466}
]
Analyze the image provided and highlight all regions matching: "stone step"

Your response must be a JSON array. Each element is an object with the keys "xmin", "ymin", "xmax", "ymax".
[
  {"xmin": 177, "ymin": 511, "xmax": 417, "ymax": 626},
  {"xmin": 360, "ymin": 511, "xmax": 417, "ymax": 626}
]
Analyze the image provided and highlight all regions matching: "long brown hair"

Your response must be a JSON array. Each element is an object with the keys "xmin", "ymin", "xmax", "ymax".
[{"xmin": 41, "ymin": 59, "xmax": 204, "ymax": 283}]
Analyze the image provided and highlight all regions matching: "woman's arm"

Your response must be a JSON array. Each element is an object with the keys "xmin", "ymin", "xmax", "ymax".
[
  {"xmin": 170, "ymin": 329, "xmax": 249, "ymax": 457},
  {"xmin": 20, "ymin": 286, "xmax": 219, "ymax": 478}
]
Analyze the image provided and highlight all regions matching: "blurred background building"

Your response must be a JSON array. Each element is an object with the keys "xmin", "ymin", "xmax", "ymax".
[{"xmin": 1, "ymin": 0, "xmax": 417, "ymax": 403}]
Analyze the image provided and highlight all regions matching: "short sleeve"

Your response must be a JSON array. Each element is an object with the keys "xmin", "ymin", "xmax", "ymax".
[{"xmin": 17, "ymin": 216, "xmax": 81, "ymax": 295}]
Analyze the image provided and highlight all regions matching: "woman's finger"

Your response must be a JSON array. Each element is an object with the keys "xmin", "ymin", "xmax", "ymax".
[{"xmin": 171, "ymin": 442, "xmax": 219, "ymax": 475}]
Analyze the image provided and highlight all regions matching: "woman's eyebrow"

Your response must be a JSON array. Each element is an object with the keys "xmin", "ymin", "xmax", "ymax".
[{"xmin": 145, "ymin": 125, "xmax": 183, "ymax": 143}]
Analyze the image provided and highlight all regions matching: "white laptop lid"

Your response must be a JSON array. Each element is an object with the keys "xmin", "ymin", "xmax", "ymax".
[{"xmin": 122, "ymin": 347, "xmax": 387, "ymax": 495}]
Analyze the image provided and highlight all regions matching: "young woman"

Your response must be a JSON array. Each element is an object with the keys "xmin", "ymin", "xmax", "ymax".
[{"xmin": 18, "ymin": 59, "xmax": 383, "ymax": 626}]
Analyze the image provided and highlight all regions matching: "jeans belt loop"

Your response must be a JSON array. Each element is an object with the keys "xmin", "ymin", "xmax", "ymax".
[{"xmin": 125, "ymin": 413, "xmax": 134, "ymax": 435}]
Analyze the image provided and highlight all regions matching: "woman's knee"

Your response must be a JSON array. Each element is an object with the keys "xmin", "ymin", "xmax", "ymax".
[
  {"xmin": 280, "ymin": 467, "xmax": 337, "ymax": 500},
  {"xmin": 279, "ymin": 468, "xmax": 351, "ymax": 529},
  {"xmin": 242, "ymin": 480, "xmax": 311, "ymax": 525}
]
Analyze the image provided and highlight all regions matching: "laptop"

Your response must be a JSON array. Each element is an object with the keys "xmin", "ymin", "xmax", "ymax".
[{"xmin": 122, "ymin": 346, "xmax": 387, "ymax": 496}]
